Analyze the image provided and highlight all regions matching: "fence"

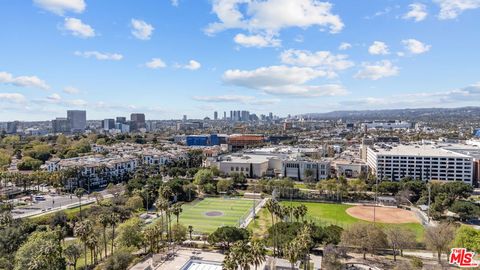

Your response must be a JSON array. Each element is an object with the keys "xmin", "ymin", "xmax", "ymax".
[{"xmin": 239, "ymin": 198, "xmax": 267, "ymax": 228}]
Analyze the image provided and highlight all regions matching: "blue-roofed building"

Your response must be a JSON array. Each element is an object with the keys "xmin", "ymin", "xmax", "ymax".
[
  {"xmin": 186, "ymin": 135, "xmax": 209, "ymax": 146},
  {"xmin": 186, "ymin": 134, "xmax": 228, "ymax": 146},
  {"xmin": 474, "ymin": 128, "xmax": 480, "ymax": 138}
]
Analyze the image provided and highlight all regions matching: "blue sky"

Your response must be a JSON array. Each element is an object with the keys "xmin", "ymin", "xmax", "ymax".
[{"xmin": 1, "ymin": 0, "xmax": 480, "ymax": 121}]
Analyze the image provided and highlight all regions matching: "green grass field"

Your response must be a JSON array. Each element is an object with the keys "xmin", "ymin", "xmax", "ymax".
[
  {"xmin": 179, "ymin": 197, "xmax": 256, "ymax": 234},
  {"xmin": 248, "ymin": 201, "xmax": 425, "ymax": 241}
]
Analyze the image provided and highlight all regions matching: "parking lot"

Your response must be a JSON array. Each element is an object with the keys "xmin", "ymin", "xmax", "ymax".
[{"xmin": 11, "ymin": 189, "xmax": 111, "ymax": 219}]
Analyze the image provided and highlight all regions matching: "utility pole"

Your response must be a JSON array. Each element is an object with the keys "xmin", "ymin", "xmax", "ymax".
[
  {"xmin": 427, "ymin": 182, "xmax": 431, "ymax": 223},
  {"xmin": 145, "ymin": 184, "xmax": 149, "ymax": 214},
  {"xmin": 252, "ymin": 184, "xmax": 256, "ymax": 220},
  {"xmin": 374, "ymin": 177, "xmax": 378, "ymax": 223}
]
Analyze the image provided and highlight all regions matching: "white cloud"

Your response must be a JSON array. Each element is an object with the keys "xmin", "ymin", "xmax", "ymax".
[
  {"xmin": 63, "ymin": 17, "xmax": 95, "ymax": 38},
  {"xmin": 234, "ymin": 33, "xmax": 280, "ymax": 48},
  {"xmin": 34, "ymin": 0, "xmax": 86, "ymax": 15},
  {"xmin": 223, "ymin": 65, "xmax": 346, "ymax": 97},
  {"xmin": 145, "ymin": 58, "xmax": 167, "ymax": 69},
  {"xmin": 0, "ymin": 93, "xmax": 27, "ymax": 103},
  {"xmin": 131, "ymin": 19, "xmax": 154, "ymax": 40},
  {"xmin": 0, "ymin": 71, "xmax": 50, "ymax": 90},
  {"xmin": 193, "ymin": 95, "xmax": 255, "ymax": 103},
  {"xmin": 341, "ymin": 82, "xmax": 480, "ymax": 108},
  {"xmin": 403, "ymin": 3, "xmax": 428, "ymax": 22},
  {"xmin": 280, "ymin": 49, "xmax": 354, "ymax": 74},
  {"xmin": 171, "ymin": 0, "xmax": 179, "ymax": 6},
  {"xmin": 205, "ymin": 0, "xmax": 344, "ymax": 41},
  {"xmin": 46, "ymin": 93, "xmax": 62, "ymax": 102},
  {"xmin": 66, "ymin": 99, "xmax": 87, "ymax": 107},
  {"xmin": 183, "ymin": 60, "xmax": 202, "ymax": 70},
  {"xmin": 364, "ymin": 6, "xmax": 398, "ymax": 19},
  {"xmin": 63, "ymin": 86, "xmax": 80, "ymax": 94},
  {"xmin": 402, "ymin": 39, "xmax": 431, "ymax": 54},
  {"xmin": 294, "ymin": 35, "xmax": 304, "ymax": 43},
  {"xmin": 193, "ymin": 95, "xmax": 280, "ymax": 105},
  {"xmin": 338, "ymin": 42, "xmax": 352, "ymax": 50},
  {"xmin": 74, "ymin": 51, "xmax": 123, "ymax": 61},
  {"xmin": 355, "ymin": 60, "xmax": 399, "ymax": 80},
  {"xmin": 434, "ymin": 0, "xmax": 480, "ymax": 19},
  {"xmin": 368, "ymin": 41, "xmax": 390, "ymax": 55}
]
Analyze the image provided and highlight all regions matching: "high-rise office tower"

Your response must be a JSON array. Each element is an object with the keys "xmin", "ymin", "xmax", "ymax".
[
  {"xmin": 102, "ymin": 119, "xmax": 115, "ymax": 130},
  {"xmin": 214, "ymin": 111, "xmax": 218, "ymax": 120},
  {"xmin": 241, "ymin": 111, "xmax": 250, "ymax": 121},
  {"xmin": 67, "ymin": 110, "xmax": 86, "ymax": 133},
  {"xmin": 183, "ymin": 115, "xmax": 187, "ymax": 121},
  {"xmin": 52, "ymin": 118, "xmax": 70, "ymax": 133},
  {"xmin": 223, "ymin": 111, "xmax": 227, "ymax": 120},
  {"xmin": 130, "ymin": 113, "xmax": 146, "ymax": 131},
  {"xmin": 116, "ymin": 117, "xmax": 127, "ymax": 124}
]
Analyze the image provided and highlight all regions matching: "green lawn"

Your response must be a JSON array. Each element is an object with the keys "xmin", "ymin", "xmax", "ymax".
[
  {"xmin": 179, "ymin": 197, "xmax": 256, "ymax": 234},
  {"xmin": 249, "ymin": 201, "xmax": 425, "ymax": 241},
  {"xmin": 29, "ymin": 204, "xmax": 93, "ymax": 224}
]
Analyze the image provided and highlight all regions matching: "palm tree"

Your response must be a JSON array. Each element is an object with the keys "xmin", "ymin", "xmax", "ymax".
[
  {"xmin": 155, "ymin": 198, "xmax": 170, "ymax": 244},
  {"xmin": 158, "ymin": 185, "xmax": 173, "ymax": 200},
  {"xmin": 171, "ymin": 203, "xmax": 183, "ymax": 225},
  {"xmin": 143, "ymin": 226, "xmax": 157, "ymax": 253},
  {"xmin": 251, "ymin": 240, "xmax": 267, "ymax": 270},
  {"xmin": 296, "ymin": 225, "xmax": 313, "ymax": 270},
  {"xmin": 97, "ymin": 213, "xmax": 110, "ymax": 258},
  {"xmin": 188, "ymin": 225, "xmax": 194, "ymax": 240},
  {"xmin": 229, "ymin": 241, "xmax": 254, "ymax": 270},
  {"xmin": 74, "ymin": 220, "xmax": 93, "ymax": 267},
  {"xmin": 74, "ymin": 188, "xmax": 86, "ymax": 221},
  {"xmin": 64, "ymin": 242, "xmax": 82, "ymax": 270},
  {"xmin": 109, "ymin": 212, "xmax": 119, "ymax": 253},
  {"xmin": 297, "ymin": 204, "xmax": 308, "ymax": 222},
  {"xmin": 158, "ymin": 185, "xmax": 173, "ymax": 243},
  {"xmin": 222, "ymin": 252, "xmax": 238, "ymax": 270},
  {"xmin": 283, "ymin": 241, "xmax": 300, "ymax": 270},
  {"xmin": 86, "ymin": 233, "xmax": 99, "ymax": 264},
  {"xmin": 292, "ymin": 206, "xmax": 300, "ymax": 222},
  {"xmin": 265, "ymin": 199, "xmax": 278, "ymax": 256}
]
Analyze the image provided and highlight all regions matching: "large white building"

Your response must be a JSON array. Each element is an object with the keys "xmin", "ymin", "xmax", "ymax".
[
  {"xmin": 208, "ymin": 146, "xmax": 330, "ymax": 180},
  {"xmin": 362, "ymin": 121, "xmax": 412, "ymax": 130},
  {"xmin": 366, "ymin": 144, "xmax": 474, "ymax": 184}
]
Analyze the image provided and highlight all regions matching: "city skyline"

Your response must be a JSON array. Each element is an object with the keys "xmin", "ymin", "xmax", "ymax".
[{"xmin": 1, "ymin": 0, "xmax": 480, "ymax": 121}]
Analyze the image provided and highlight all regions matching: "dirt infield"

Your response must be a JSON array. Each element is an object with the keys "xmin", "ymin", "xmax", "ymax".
[{"xmin": 346, "ymin": 205, "xmax": 420, "ymax": 224}]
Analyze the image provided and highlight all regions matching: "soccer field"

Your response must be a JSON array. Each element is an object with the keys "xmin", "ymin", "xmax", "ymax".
[{"xmin": 179, "ymin": 197, "xmax": 256, "ymax": 234}]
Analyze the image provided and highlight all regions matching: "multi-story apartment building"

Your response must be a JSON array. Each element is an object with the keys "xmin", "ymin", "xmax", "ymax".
[
  {"xmin": 367, "ymin": 144, "xmax": 473, "ymax": 184},
  {"xmin": 45, "ymin": 155, "xmax": 139, "ymax": 188}
]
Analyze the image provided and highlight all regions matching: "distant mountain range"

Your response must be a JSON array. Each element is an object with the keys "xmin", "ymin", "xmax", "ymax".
[{"xmin": 302, "ymin": 107, "xmax": 480, "ymax": 121}]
